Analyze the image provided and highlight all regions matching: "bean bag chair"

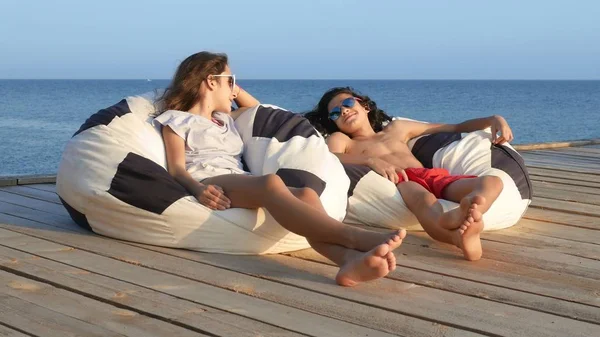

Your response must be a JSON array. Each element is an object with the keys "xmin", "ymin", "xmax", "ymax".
[
  {"xmin": 342, "ymin": 118, "xmax": 532, "ymax": 231},
  {"xmin": 56, "ymin": 91, "xmax": 349, "ymax": 254}
]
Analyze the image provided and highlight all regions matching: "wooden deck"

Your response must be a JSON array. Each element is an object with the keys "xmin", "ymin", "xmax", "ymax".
[{"xmin": 1, "ymin": 145, "xmax": 600, "ymax": 337}]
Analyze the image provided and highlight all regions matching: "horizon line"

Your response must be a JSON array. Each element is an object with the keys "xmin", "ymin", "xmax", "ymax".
[{"xmin": 2, "ymin": 78, "xmax": 600, "ymax": 81}]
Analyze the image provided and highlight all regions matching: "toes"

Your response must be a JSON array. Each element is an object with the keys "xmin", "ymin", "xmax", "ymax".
[
  {"xmin": 398, "ymin": 229, "xmax": 407, "ymax": 239},
  {"xmin": 374, "ymin": 244, "xmax": 390, "ymax": 257},
  {"xmin": 386, "ymin": 252, "xmax": 396, "ymax": 271}
]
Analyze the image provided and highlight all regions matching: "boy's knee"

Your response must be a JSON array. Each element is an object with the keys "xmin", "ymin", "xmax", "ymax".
[
  {"xmin": 483, "ymin": 176, "xmax": 504, "ymax": 193},
  {"xmin": 398, "ymin": 181, "xmax": 436, "ymax": 205}
]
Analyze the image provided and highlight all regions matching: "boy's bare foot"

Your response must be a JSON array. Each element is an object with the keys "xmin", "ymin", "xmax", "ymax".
[
  {"xmin": 352, "ymin": 229, "xmax": 406, "ymax": 252},
  {"xmin": 336, "ymin": 237, "xmax": 403, "ymax": 287},
  {"xmin": 439, "ymin": 195, "xmax": 486, "ymax": 230},
  {"xmin": 452, "ymin": 206, "xmax": 484, "ymax": 261}
]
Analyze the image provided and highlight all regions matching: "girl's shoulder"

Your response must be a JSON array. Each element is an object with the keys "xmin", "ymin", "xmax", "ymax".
[{"xmin": 155, "ymin": 110, "xmax": 211, "ymax": 127}]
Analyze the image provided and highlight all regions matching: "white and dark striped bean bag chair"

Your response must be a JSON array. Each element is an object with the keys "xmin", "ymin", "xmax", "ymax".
[
  {"xmin": 56, "ymin": 92, "xmax": 349, "ymax": 254},
  {"xmin": 343, "ymin": 121, "xmax": 532, "ymax": 231}
]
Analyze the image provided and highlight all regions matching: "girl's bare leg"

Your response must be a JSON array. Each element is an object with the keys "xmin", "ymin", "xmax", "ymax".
[
  {"xmin": 309, "ymin": 236, "xmax": 404, "ymax": 287},
  {"xmin": 290, "ymin": 187, "xmax": 406, "ymax": 286},
  {"xmin": 202, "ymin": 174, "xmax": 403, "ymax": 252}
]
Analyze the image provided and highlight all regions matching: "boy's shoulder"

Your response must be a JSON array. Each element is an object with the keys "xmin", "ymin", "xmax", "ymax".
[
  {"xmin": 329, "ymin": 131, "xmax": 351, "ymax": 140},
  {"xmin": 381, "ymin": 120, "xmax": 405, "ymax": 133},
  {"xmin": 327, "ymin": 131, "xmax": 352, "ymax": 144}
]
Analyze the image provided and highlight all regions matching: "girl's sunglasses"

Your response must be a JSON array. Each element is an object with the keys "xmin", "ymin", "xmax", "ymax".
[
  {"xmin": 211, "ymin": 74, "xmax": 236, "ymax": 91},
  {"xmin": 329, "ymin": 97, "xmax": 362, "ymax": 121}
]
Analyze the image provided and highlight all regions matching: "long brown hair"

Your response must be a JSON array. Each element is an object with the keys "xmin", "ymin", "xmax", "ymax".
[{"xmin": 157, "ymin": 51, "xmax": 229, "ymax": 114}]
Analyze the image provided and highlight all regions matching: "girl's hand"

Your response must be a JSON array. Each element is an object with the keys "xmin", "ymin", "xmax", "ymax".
[
  {"xmin": 490, "ymin": 115, "xmax": 514, "ymax": 144},
  {"xmin": 195, "ymin": 184, "xmax": 231, "ymax": 210}
]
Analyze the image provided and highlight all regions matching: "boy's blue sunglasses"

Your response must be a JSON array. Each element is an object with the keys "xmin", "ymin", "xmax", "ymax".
[{"xmin": 329, "ymin": 97, "xmax": 362, "ymax": 121}]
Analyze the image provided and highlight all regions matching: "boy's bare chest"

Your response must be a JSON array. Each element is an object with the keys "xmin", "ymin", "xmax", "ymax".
[{"xmin": 347, "ymin": 134, "xmax": 410, "ymax": 157}]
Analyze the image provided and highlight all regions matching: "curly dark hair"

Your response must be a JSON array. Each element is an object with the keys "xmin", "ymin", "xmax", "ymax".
[{"xmin": 304, "ymin": 87, "xmax": 393, "ymax": 136}]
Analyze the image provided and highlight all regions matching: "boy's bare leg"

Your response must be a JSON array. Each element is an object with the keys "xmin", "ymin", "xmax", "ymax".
[
  {"xmin": 397, "ymin": 181, "xmax": 483, "ymax": 261},
  {"xmin": 202, "ymin": 174, "xmax": 403, "ymax": 252},
  {"xmin": 309, "ymin": 234, "xmax": 405, "ymax": 287},
  {"xmin": 442, "ymin": 176, "xmax": 504, "ymax": 215}
]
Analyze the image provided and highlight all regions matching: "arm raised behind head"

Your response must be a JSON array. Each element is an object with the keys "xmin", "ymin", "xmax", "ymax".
[{"xmin": 397, "ymin": 115, "xmax": 513, "ymax": 144}]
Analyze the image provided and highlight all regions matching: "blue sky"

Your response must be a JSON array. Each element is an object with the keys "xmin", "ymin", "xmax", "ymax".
[{"xmin": 1, "ymin": 0, "xmax": 599, "ymax": 79}]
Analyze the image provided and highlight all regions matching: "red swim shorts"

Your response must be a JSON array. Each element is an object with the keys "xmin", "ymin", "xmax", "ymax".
[{"xmin": 398, "ymin": 168, "xmax": 476, "ymax": 199}]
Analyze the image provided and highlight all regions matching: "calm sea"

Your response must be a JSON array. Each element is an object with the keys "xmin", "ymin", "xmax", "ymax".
[{"xmin": 1, "ymin": 80, "xmax": 599, "ymax": 176}]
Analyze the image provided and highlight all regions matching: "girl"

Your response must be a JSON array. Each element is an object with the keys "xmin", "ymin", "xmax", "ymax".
[{"xmin": 154, "ymin": 52, "xmax": 405, "ymax": 286}]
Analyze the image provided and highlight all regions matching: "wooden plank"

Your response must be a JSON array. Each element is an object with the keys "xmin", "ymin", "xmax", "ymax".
[
  {"xmin": 0, "ymin": 190, "xmax": 66, "ymax": 215},
  {"xmin": 532, "ymin": 185, "xmax": 600, "ymax": 206},
  {"xmin": 0, "ymin": 178, "xmax": 17, "ymax": 187},
  {"xmin": 554, "ymin": 147, "xmax": 600, "ymax": 155},
  {"xmin": 482, "ymin": 226, "xmax": 600, "ymax": 260},
  {"xmin": 23, "ymin": 183, "xmax": 58, "ymax": 193},
  {"xmin": 524, "ymin": 208, "xmax": 600, "ymax": 230},
  {"xmin": 524, "ymin": 160, "xmax": 600, "ymax": 175},
  {"xmin": 512, "ymin": 218, "xmax": 600, "ymax": 245},
  {"xmin": 137, "ymin": 241, "xmax": 600, "ymax": 325},
  {"xmin": 514, "ymin": 139, "xmax": 600, "ymax": 151},
  {"xmin": 524, "ymin": 149, "xmax": 600, "ymax": 162},
  {"xmin": 0, "ymin": 270, "xmax": 203, "ymax": 337},
  {"xmin": 0, "ymin": 222, "xmax": 596, "ymax": 337},
  {"xmin": 531, "ymin": 197, "xmax": 600, "ymax": 218},
  {"xmin": 540, "ymin": 149, "xmax": 600, "ymax": 160},
  {"xmin": 523, "ymin": 154, "xmax": 600, "ymax": 167},
  {"xmin": 0, "ymin": 245, "xmax": 299, "ymax": 337},
  {"xmin": 16, "ymin": 175, "xmax": 56, "ymax": 185},
  {"xmin": 0, "ymin": 225, "xmax": 404, "ymax": 337},
  {"xmin": 0, "ymin": 294, "xmax": 127, "ymax": 337},
  {"xmin": 530, "ymin": 175, "xmax": 600, "ymax": 189},
  {"xmin": 523, "ymin": 152, "xmax": 600, "ymax": 167},
  {"xmin": 407, "ymin": 232, "xmax": 600, "ymax": 280},
  {"xmin": 0, "ymin": 323, "xmax": 30, "ymax": 337},
  {"xmin": 527, "ymin": 167, "xmax": 600, "ymax": 187},
  {"xmin": 527, "ymin": 167, "xmax": 600, "ymax": 183},
  {"xmin": 288, "ymin": 248, "xmax": 600, "ymax": 325},
  {"xmin": 532, "ymin": 180, "xmax": 600, "ymax": 196},
  {"xmin": 1, "ymin": 185, "xmax": 62, "ymax": 204}
]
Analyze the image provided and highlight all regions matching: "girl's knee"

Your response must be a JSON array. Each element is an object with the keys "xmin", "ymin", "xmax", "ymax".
[
  {"xmin": 261, "ymin": 174, "xmax": 285, "ymax": 192},
  {"xmin": 295, "ymin": 187, "xmax": 319, "ymax": 202}
]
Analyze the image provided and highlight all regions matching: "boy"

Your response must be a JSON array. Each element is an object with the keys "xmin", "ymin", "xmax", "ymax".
[{"xmin": 306, "ymin": 87, "xmax": 514, "ymax": 261}]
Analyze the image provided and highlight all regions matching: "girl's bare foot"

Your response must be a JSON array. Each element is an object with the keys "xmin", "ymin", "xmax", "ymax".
[
  {"xmin": 336, "ymin": 236, "xmax": 403, "ymax": 287},
  {"xmin": 351, "ymin": 228, "xmax": 406, "ymax": 252}
]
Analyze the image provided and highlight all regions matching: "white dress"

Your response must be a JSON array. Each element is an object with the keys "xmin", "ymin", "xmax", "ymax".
[{"xmin": 154, "ymin": 110, "xmax": 249, "ymax": 181}]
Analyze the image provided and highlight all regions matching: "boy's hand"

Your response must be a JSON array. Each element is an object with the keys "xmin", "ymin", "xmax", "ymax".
[
  {"xmin": 195, "ymin": 184, "xmax": 231, "ymax": 210},
  {"xmin": 367, "ymin": 158, "xmax": 403, "ymax": 184},
  {"xmin": 490, "ymin": 115, "xmax": 514, "ymax": 144}
]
